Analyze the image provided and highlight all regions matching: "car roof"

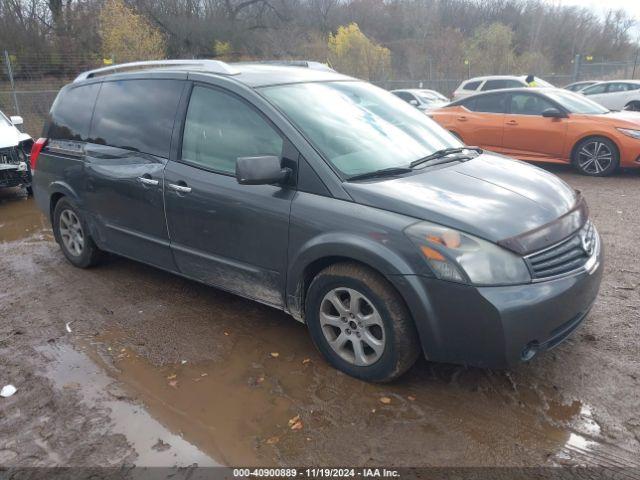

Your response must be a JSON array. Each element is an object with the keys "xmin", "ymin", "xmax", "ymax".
[
  {"xmin": 462, "ymin": 75, "xmax": 527, "ymax": 82},
  {"xmin": 449, "ymin": 86, "xmax": 564, "ymax": 105},
  {"xmin": 72, "ymin": 61, "xmax": 353, "ymax": 88},
  {"xmin": 585, "ymin": 79, "xmax": 640, "ymax": 85}
]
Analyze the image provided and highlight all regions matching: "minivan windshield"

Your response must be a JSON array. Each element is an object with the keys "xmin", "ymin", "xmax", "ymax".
[
  {"xmin": 544, "ymin": 89, "xmax": 609, "ymax": 114},
  {"xmin": 261, "ymin": 81, "xmax": 461, "ymax": 177}
]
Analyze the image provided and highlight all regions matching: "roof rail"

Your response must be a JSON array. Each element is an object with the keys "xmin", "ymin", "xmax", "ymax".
[
  {"xmin": 238, "ymin": 60, "xmax": 335, "ymax": 72},
  {"xmin": 73, "ymin": 59, "xmax": 238, "ymax": 82}
]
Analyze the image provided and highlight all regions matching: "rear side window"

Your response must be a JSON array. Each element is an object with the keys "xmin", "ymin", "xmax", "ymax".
[
  {"xmin": 482, "ymin": 79, "xmax": 523, "ymax": 91},
  {"xmin": 462, "ymin": 81, "xmax": 481, "ymax": 91},
  {"xmin": 47, "ymin": 84, "xmax": 100, "ymax": 141},
  {"xmin": 465, "ymin": 93, "xmax": 507, "ymax": 113},
  {"xmin": 181, "ymin": 85, "xmax": 283, "ymax": 174},
  {"xmin": 583, "ymin": 83, "xmax": 607, "ymax": 95},
  {"xmin": 90, "ymin": 79, "xmax": 183, "ymax": 158}
]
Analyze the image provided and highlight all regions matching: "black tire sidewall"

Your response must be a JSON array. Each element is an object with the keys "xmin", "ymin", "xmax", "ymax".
[
  {"xmin": 53, "ymin": 198, "xmax": 98, "ymax": 268},
  {"xmin": 573, "ymin": 136, "xmax": 619, "ymax": 176},
  {"xmin": 306, "ymin": 271, "xmax": 406, "ymax": 382}
]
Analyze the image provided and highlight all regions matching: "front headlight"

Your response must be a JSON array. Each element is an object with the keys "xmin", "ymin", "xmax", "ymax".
[
  {"xmin": 404, "ymin": 222, "xmax": 531, "ymax": 286},
  {"xmin": 616, "ymin": 127, "xmax": 640, "ymax": 139}
]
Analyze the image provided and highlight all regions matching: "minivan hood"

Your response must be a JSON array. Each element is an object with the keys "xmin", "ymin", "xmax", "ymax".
[{"xmin": 343, "ymin": 153, "xmax": 577, "ymax": 242}]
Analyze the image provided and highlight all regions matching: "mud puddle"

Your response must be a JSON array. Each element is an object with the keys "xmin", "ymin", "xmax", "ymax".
[
  {"xmin": 0, "ymin": 189, "xmax": 51, "ymax": 243},
  {"xmin": 69, "ymin": 324, "xmax": 632, "ymax": 468},
  {"xmin": 37, "ymin": 342, "xmax": 217, "ymax": 466}
]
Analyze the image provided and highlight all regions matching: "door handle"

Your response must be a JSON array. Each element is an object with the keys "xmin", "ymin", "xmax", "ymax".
[
  {"xmin": 167, "ymin": 183, "xmax": 192, "ymax": 194},
  {"xmin": 137, "ymin": 176, "xmax": 159, "ymax": 186},
  {"xmin": 506, "ymin": 120, "xmax": 518, "ymax": 126},
  {"xmin": 457, "ymin": 116, "xmax": 468, "ymax": 122}
]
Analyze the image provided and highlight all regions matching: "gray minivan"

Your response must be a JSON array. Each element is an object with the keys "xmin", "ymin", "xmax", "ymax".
[{"xmin": 32, "ymin": 60, "xmax": 603, "ymax": 382}]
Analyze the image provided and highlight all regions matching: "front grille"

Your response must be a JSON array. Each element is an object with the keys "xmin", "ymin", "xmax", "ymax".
[
  {"xmin": 526, "ymin": 221, "xmax": 596, "ymax": 280},
  {"xmin": 0, "ymin": 147, "xmax": 20, "ymax": 165}
]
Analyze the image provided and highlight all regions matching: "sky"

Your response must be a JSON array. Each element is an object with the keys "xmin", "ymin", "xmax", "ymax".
[{"xmin": 543, "ymin": 0, "xmax": 640, "ymax": 38}]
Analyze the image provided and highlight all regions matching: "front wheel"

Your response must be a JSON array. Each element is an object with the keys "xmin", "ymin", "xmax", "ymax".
[
  {"xmin": 572, "ymin": 136, "xmax": 619, "ymax": 176},
  {"xmin": 305, "ymin": 263, "xmax": 420, "ymax": 382}
]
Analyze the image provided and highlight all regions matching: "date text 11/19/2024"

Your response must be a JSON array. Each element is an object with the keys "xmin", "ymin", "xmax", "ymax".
[{"xmin": 233, "ymin": 468, "xmax": 401, "ymax": 478}]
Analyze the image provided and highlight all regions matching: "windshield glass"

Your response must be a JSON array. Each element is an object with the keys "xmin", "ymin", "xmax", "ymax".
[
  {"xmin": 261, "ymin": 81, "xmax": 461, "ymax": 176},
  {"xmin": 421, "ymin": 90, "xmax": 448, "ymax": 101},
  {"xmin": 544, "ymin": 89, "xmax": 609, "ymax": 114},
  {"xmin": 417, "ymin": 93, "xmax": 440, "ymax": 103}
]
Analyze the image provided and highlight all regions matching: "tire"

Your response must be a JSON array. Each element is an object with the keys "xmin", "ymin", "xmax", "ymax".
[
  {"xmin": 25, "ymin": 186, "xmax": 33, "ymax": 196},
  {"xmin": 624, "ymin": 101, "xmax": 640, "ymax": 112},
  {"xmin": 305, "ymin": 262, "xmax": 420, "ymax": 382},
  {"xmin": 53, "ymin": 197, "xmax": 103, "ymax": 268},
  {"xmin": 572, "ymin": 136, "xmax": 619, "ymax": 177}
]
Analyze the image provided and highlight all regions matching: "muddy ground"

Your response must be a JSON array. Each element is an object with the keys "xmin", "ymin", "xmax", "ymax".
[{"xmin": 0, "ymin": 165, "xmax": 638, "ymax": 472}]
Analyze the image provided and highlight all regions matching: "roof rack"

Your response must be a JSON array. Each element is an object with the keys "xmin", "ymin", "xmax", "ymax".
[
  {"xmin": 73, "ymin": 59, "xmax": 238, "ymax": 83},
  {"xmin": 238, "ymin": 60, "xmax": 335, "ymax": 72}
]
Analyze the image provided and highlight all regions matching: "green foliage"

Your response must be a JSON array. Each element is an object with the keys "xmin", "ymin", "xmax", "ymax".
[
  {"xmin": 328, "ymin": 23, "xmax": 391, "ymax": 81},
  {"xmin": 100, "ymin": 0, "xmax": 166, "ymax": 63},
  {"xmin": 214, "ymin": 40, "xmax": 232, "ymax": 59},
  {"xmin": 465, "ymin": 23, "xmax": 517, "ymax": 75}
]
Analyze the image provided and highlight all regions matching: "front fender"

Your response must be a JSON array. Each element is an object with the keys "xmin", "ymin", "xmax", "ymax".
[{"xmin": 286, "ymin": 231, "xmax": 425, "ymax": 317}]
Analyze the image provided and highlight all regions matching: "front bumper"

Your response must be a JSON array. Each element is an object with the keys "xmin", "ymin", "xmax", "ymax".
[
  {"xmin": 394, "ymin": 234, "xmax": 604, "ymax": 368},
  {"xmin": 0, "ymin": 165, "xmax": 31, "ymax": 189}
]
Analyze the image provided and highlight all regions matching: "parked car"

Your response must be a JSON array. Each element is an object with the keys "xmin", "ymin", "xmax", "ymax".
[
  {"xmin": 32, "ymin": 60, "xmax": 602, "ymax": 382},
  {"xmin": 0, "ymin": 110, "xmax": 33, "ymax": 194},
  {"xmin": 452, "ymin": 75, "xmax": 553, "ymax": 100},
  {"xmin": 579, "ymin": 80, "xmax": 640, "ymax": 111},
  {"xmin": 564, "ymin": 80, "xmax": 600, "ymax": 92},
  {"xmin": 391, "ymin": 88, "xmax": 449, "ymax": 111},
  {"xmin": 430, "ymin": 87, "xmax": 640, "ymax": 176}
]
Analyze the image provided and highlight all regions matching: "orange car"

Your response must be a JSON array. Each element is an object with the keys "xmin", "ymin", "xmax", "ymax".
[{"xmin": 429, "ymin": 87, "xmax": 640, "ymax": 176}]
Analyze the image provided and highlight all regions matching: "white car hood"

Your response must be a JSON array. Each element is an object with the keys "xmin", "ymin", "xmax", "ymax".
[{"xmin": 0, "ymin": 123, "xmax": 30, "ymax": 149}]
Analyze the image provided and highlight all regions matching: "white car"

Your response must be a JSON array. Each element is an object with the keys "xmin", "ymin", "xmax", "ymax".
[
  {"xmin": 579, "ymin": 80, "xmax": 640, "ymax": 111},
  {"xmin": 0, "ymin": 111, "xmax": 33, "ymax": 193},
  {"xmin": 391, "ymin": 88, "xmax": 450, "ymax": 111},
  {"xmin": 564, "ymin": 80, "xmax": 600, "ymax": 92},
  {"xmin": 452, "ymin": 75, "xmax": 553, "ymax": 100}
]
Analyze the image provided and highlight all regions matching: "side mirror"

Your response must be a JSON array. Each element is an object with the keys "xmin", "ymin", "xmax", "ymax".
[
  {"xmin": 409, "ymin": 99, "xmax": 419, "ymax": 106},
  {"xmin": 236, "ymin": 155, "xmax": 291, "ymax": 186},
  {"xmin": 542, "ymin": 108, "xmax": 566, "ymax": 118},
  {"xmin": 10, "ymin": 115, "xmax": 23, "ymax": 126}
]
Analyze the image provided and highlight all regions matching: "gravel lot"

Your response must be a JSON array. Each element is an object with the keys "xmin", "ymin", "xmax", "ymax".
[{"xmin": 0, "ymin": 165, "xmax": 638, "ymax": 472}]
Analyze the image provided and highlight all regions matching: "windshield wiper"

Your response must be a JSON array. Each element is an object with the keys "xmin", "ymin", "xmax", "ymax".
[
  {"xmin": 347, "ymin": 167, "xmax": 413, "ymax": 182},
  {"xmin": 409, "ymin": 147, "xmax": 482, "ymax": 168}
]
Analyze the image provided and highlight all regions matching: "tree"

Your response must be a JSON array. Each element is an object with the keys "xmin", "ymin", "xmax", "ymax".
[
  {"xmin": 328, "ymin": 23, "xmax": 390, "ymax": 80},
  {"xmin": 465, "ymin": 22, "xmax": 517, "ymax": 75},
  {"xmin": 100, "ymin": 0, "xmax": 166, "ymax": 63}
]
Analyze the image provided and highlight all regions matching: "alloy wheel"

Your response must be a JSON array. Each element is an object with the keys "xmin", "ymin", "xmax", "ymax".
[
  {"xmin": 577, "ymin": 141, "xmax": 613, "ymax": 175},
  {"xmin": 59, "ymin": 209, "xmax": 85, "ymax": 256},
  {"xmin": 319, "ymin": 288, "xmax": 386, "ymax": 366}
]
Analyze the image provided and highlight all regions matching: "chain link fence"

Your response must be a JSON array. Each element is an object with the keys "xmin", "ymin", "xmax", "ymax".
[
  {"xmin": 0, "ymin": 52, "xmax": 101, "ymax": 137},
  {"xmin": 2, "ymin": 51, "xmax": 639, "ymax": 139}
]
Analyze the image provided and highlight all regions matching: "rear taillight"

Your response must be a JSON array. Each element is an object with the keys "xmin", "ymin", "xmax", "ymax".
[{"xmin": 30, "ymin": 138, "xmax": 47, "ymax": 171}]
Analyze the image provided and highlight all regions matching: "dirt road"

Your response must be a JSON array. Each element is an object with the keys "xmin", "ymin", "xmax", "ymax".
[{"xmin": 0, "ymin": 166, "xmax": 638, "ymax": 470}]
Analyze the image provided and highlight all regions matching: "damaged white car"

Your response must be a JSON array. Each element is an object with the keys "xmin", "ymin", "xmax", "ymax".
[{"xmin": 0, "ymin": 110, "xmax": 33, "ymax": 194}]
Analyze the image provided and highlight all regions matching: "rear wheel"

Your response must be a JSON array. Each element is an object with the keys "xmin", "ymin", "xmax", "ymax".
[
  {"xmin": 53, "ymin": 197, "xmax": 103, "ymax": 268},
  {"xmin": 572, "ymin": 136, "xmax": 619, "ymax": 177},
  {"xmin": 305, "ymin": 262, "xmax": 420, "ymax": 382}
]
